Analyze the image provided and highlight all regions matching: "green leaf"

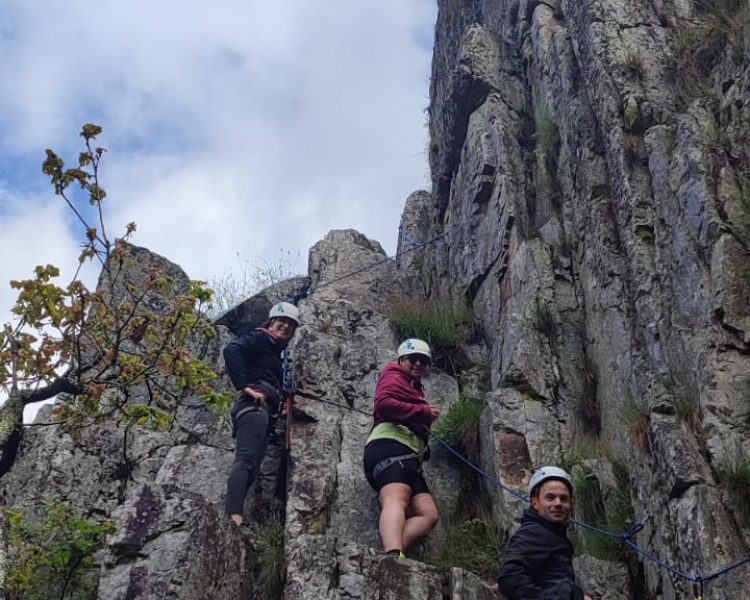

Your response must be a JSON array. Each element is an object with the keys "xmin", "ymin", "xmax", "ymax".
[{"xmin": 80, "ymin": 123, "xmax": 103, "ymax": 140}]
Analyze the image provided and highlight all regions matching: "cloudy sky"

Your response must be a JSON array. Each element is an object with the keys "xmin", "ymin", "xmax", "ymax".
[
  {"xmin": 0, "ymin": 1, "xmax": 436, "ymax": 318},
  {"xmin": 0, "ymin": 1, "xmax": 436, "ymax": 421}
]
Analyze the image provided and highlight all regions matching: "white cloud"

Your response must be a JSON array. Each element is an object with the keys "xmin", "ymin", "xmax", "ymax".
[{"xmin": 0, "ymin": 0, "xmax": 435, "ymax": 283}]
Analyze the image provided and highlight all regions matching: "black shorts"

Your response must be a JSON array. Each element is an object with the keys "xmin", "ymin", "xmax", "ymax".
[{"xmin": 363, "ymin": 439, "xmax": 429, "ymax": 496}]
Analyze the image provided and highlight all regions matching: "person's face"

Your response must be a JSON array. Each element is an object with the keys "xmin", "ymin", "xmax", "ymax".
[
  {"xmin": 398, "ymin": 353, "xmax": 431, "ymax": 382},
  {"xmin": 531, "ymin": 480, "xmax": 572, "ymax": 525},
  {"xmin": 269, "ymin": 317, "xmax": 297, "ymax": 342}
]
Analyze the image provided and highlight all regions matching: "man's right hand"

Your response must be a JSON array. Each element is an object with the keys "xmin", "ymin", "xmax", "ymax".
[
  {"xmin": 428, "ymin": 404, "xmax": 441, "ymax": 422},
  {"xmin": 584, "ymin": 595, "xmax": 593, "ymax": 600}
]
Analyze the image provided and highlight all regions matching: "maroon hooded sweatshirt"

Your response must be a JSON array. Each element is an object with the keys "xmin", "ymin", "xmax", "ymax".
[{"xmin": 372, "ymin": 361, "xmax": 433, "ymax": 443}]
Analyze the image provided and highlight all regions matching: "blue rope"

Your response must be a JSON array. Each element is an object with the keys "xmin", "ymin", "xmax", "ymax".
[
  {"xmin": 429, "ymin": 431, "xmax": 750, "ymax": 588},
  {"xmin": 430, "ymin": 432, "xmax": 529, "ymax": 503}
]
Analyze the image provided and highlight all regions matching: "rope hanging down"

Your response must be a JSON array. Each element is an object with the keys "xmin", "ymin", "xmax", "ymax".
[{"xmin": 293, "ymin": 390, "xmax": 750, "ymax": 593}]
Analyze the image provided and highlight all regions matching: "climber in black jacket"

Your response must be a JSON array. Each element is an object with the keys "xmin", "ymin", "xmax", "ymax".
[
  {"xmin": 497, "ymin": 466, "xmax": 592, "ymax": 600},
  {"xmin": 223, "ymin": 301, "xmax": 300, "ymax": 526}
]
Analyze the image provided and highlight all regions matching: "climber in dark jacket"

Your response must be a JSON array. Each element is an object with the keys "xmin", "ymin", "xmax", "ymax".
[
  {"xmin": 223, "ymin": 301, "xmax": 300, "ymax": 526},
  {"xmin": 497, "ymin": 466, "xmax": 592, "ymax": 600}
]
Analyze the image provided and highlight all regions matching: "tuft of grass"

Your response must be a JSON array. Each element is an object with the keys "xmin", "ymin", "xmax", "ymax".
[
  {"xmin": 432, "ymin": 392, "xmax": 485, "ymax": 460},
  {"xmin": 561, "ymin": 434, "xmax": 614, "ymax": 473},
  {"xmin": 388, "ymin": 302, "xmax": 474, "ymax": 352},
  {"xmin": 623, "ymin": 46, "xmax": 645, "ymax": 79},
  {"xmin": 715, "ymin": 449, "xmax": 750, "ymax": 524},
  {"xmin": 673, "ymin": 395, "xmax": 702, "ymax": 435},
  {"xmin": 670, "ymin": 0, "xmax": 748, "ymax": 105},
  {"xmin": 429, "ymin": 518, "xmax": 503, "ymax": 579},
  {"xmin": 572, "ymin": 468, "xmax": 633, "ymax": 561},
  {"xmin": 619, "ymin": 395, "xmax": 651, "ymax": 453},
  {"xmin": 257, "ymin": 524, "xmax": 285, "ymax": 599},
  {"xmin": 530, "ymin": 299, "xmax": 556, "ymax": 339}
]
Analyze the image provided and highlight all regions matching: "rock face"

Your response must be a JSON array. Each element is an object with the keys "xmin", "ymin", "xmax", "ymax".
[
  {"xmin": 2, "ymin": 2, "xmax": 749, "ymax": 599},
  {"xmin": 424, "ymin": 0, "xmax": 750, "ymax": 598}
]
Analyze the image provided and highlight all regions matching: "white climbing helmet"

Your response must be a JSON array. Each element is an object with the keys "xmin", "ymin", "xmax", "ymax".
[
  {"xmin": 268, "ymin": 302, "xmax": 300, "ymax": 325},
  {"xmin": 397, "ymin": 338, "xmax": 431, "ymax": 360},
  {"xmin": 528, "ymin": 466, "xmax": 572, "ymax": 497}
]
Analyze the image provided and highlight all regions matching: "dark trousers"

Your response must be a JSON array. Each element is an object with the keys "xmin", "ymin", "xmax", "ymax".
[{"xmin": 225, "ymin": 398, "xmax": 270, "ymax": 517}]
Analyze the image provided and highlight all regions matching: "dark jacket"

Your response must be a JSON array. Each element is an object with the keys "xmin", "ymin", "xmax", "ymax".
[
  {"xmin": 497, "ymin": 508, "xmax": 584, "ymax": 600},
  {"xmin": 372, "ymin": 362, "xmax": 432, "ymax": 443},
  {"xmin": 223, "ymin": 328, "xmax": 286, "ymax": 415}
]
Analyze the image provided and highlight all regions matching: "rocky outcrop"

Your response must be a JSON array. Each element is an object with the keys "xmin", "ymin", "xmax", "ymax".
[
  {"xmin": 2, "ymin": 2, "xmax": 749, "ymax": 599},
  {"xmin": 425, "ymin": 0, "xmax": 750, "ymax": 597}
]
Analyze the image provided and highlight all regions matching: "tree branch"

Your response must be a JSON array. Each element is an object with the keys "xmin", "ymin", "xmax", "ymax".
[{"xmin": 19, "ymin": 377, "xmax": 82, "ymax": 405}]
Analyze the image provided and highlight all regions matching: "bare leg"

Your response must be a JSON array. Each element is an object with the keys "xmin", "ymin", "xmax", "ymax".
[
  {"xmin": 402, "ymin": 492, "xmax": 439, "ymax": 550},
  {"xmin": 378, "ymin": 483, "xmax": 412, "ymax": 552}
]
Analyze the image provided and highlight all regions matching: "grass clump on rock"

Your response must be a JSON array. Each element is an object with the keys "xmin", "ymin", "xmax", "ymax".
[
  {"xmin": 429, "ymin": 517, "xmax": 503, "ymax": 579},
  {"xmin": 389, "ymin": 301, "xmax": 474, "ymax": 353}
]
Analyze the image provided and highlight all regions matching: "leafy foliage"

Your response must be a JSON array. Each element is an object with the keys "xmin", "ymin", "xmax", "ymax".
[
  {"xmin": 0, "ymin": 125, "xmax": 229, "ymax": 466},
  {"xmin": 388, "ymin": 302, "xmax": 474, "ymax": 352},
  {"xmin": 4, "ymin": 501, "xmax": 115, "ymax": 599}
]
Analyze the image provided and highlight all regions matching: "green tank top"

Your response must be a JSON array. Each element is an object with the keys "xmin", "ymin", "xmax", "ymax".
[{"xmin": 366, "ymin": 422, "xmax": 425, "ymax": 453}]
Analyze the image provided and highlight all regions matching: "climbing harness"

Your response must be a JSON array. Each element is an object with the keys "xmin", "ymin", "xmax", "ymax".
[{"xmin": 371, "ymin": 446, "xmax": 429, "ymax": 483}]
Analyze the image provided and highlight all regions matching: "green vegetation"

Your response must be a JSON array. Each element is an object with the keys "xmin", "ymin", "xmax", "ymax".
[
  {"xmin": 257, "ymin": 523, "xmax": 285, "ymax": 599},
  {"xmin": 635, "ymin": 225, "xmax": 656, "ymax": 245},
  {"xmin": 671, "ymin": 0, "xmax": 748, "ymax": 104},
  {"xmin": 389, "ymin": 302, "xmax": 474, "ymax": 352},
  {"xmin": 429, "ymin": 517, "xmax": 503, "ymax": 579},
  {"xmin": 715, "ymin": 449, "xmax": 750, "ymax": 524},
  {"xmin": 530, "ymin": 299, "xmax": 556, "ymax": 338},
  {"xmin": 561, "ymin": 434, "xmax": 614, "ymax": 474},
  {"xmin": 622, "ymin": 46, "xmax": 644, "ymax": 79},
  {"xmin": 534, "ymin": 106, "xmax": 560, "ymax": 156},
  {"xmin": 572, "ymin": 466, "xmax": 633, "ymax": 561},
  {"xmin": 4, "ymin": 501, "xmax": 115, "ymax": 600},
  {"xmin": 672, "ymin": 395, "xmax": 702, "ymax": 434},
  {"xmin": 432, "ymin": 391, "xmax": 485, "ymax": 460},
  {"xmin": 619, "ymin": 395, "xmax": 651, "ymax": 453},
  {"xmin": 0, "ymin": 125, "xmax": 225, "ymax": 478}
]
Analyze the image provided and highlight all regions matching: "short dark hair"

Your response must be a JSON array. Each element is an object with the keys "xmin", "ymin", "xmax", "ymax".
[{"xmin": 531, "ymin": 477, "xmax": 572, "ymax": 499}]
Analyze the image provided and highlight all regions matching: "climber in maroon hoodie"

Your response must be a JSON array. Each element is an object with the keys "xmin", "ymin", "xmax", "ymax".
[{"xmin": 363, "ymin": 339, "xmax": 441, "ymax": 557}]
